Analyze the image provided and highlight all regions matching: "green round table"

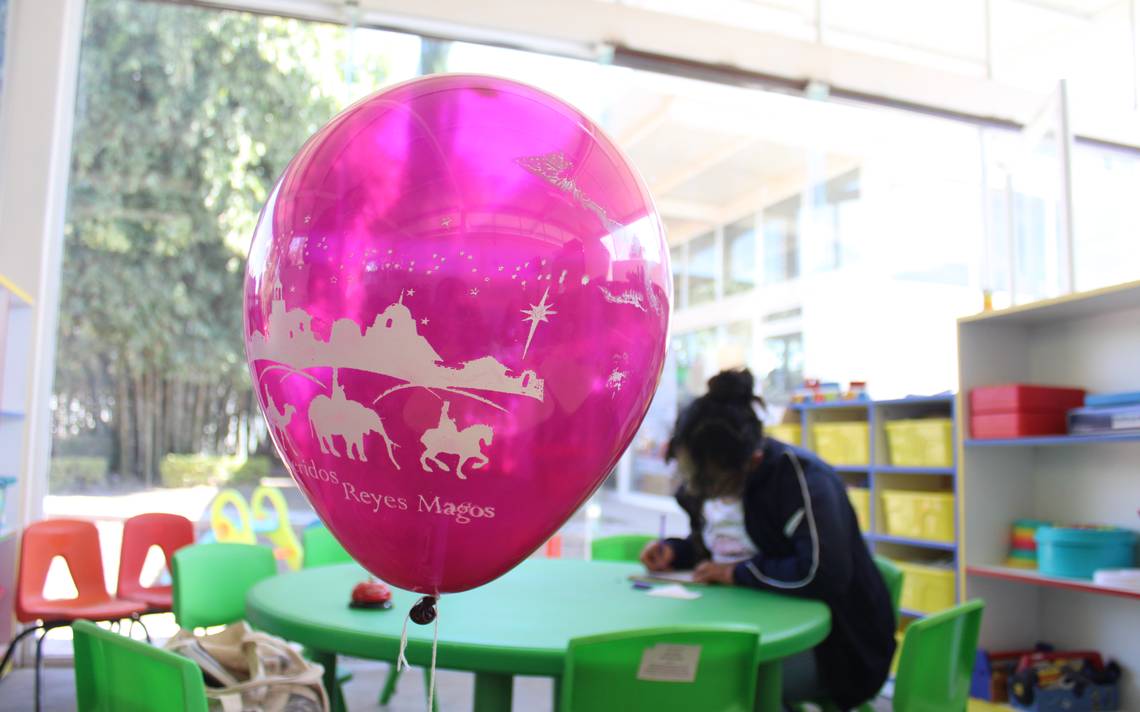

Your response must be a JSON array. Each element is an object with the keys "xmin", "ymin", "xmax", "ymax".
[{"xmin": 245, "ymin": 559, "xmax": 830, "ymax": 711}]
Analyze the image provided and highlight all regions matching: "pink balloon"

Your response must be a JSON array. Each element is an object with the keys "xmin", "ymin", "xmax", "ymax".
[{"xmin": 244, "ymin": 75, "xmax": 669, "ymax": 594}]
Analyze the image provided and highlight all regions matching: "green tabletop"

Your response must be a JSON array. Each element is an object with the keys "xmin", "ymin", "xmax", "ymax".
[{"xmin": 246, "ymin": 558, "xmax": 830, "ymax": 711}]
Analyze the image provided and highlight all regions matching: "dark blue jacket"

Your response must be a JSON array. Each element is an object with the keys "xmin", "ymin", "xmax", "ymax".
[{"xmin": 667, "ymin": 438, "xmax": 895, "ymax": 709}]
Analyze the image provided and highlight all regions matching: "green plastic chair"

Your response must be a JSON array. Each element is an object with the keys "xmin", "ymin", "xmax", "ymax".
[
  {"xmin": 561, "ymin": 626, "xmax": 761, "ymax": 712},
  {"xmin": 893, "ymin": 599, "xmax": 985, "ymax": 712},
  {"xmin": 171, "ymin": 542, "xmax": 358, "ymax": 712},
  {"xmin": 171, "ymin": 543, "xmax": 277, "ymax": 629},
  {"xmin": 875, "ymin": 556, "xmax": 904, "ymax": 622},
  {"xmin": 301, "ymin": 524, "xmax": 354, "ymax": 569},
  {"xmin": 590, "ymin": 534, "xmax": 656, "ymax": 562},
  {"xmin": 73, "ymin": 619, "xmax": 208, "ymax": 711},
  {"xmin": 803, "ymin": 557, "xmax": 905, "ymax": 712}
]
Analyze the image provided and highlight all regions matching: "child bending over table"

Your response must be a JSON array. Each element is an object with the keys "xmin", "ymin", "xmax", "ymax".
[{"xmin": 640, "ymin": 369, "xmax": 896, "ymax": 710}]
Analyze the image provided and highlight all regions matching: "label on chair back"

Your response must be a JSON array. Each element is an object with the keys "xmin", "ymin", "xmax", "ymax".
[{"xmin": 636, "ymin": 644, "xmax": 701, "ymax": 683}]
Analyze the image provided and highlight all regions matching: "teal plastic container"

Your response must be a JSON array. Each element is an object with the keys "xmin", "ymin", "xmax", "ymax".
[{"xmin": 1035, "ymin": 526, "xmax": 1137, "ymax": 579}]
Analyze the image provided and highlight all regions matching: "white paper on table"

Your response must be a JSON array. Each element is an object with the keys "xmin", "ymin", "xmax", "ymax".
[
  {"xmin": 645, "ymin": 583, "xmax": 702, "ymax": 600},
  {"xmin": 637, "ymin": 643, "xmax": 702, "ymax": 682},
  {"xmin": 636, "ymin": 569, "xmax": 696, "ymax": 584}
]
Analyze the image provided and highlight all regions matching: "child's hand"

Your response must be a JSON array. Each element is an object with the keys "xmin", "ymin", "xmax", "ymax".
[
  {"xmin": 640, "ymin": 541, "xmax": 675, "ymax": 571},
  {"xmin": 693, "ymin": 561, "xmax": 736, "ymax": 585}
]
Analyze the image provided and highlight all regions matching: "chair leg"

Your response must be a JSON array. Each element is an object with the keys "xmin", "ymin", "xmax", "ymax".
[
  {"xmin": 378, "ymin": 664, "xmax": 402, "ymax": 705},
  {"xmin": 0, "ymin": 625, "xmax": 43, "ymax": 679},
  {"xmin": 131, "ymin": 614, "xmax": 151, "ymax": 644},
  {"xmin": 34, "ymin": 627, "xmax": 47, "ymax": 712}
]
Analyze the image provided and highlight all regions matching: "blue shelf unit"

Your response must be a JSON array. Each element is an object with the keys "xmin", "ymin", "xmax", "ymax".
[
  {"xmin": 781, "ymin": 394, "xmax": 959, "ymax": 619},
  {"xmin": 965, "ymin": 431, "xmax": 1140, "ymax": 447}
]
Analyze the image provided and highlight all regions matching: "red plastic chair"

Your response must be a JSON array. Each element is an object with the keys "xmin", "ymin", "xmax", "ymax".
[
  {"xmin": 0, "ymin": 519, "xmax": 147, "ymax": 712},
  {"xmin": 117, "ymin": 513, "xmax": 195, "ymax": 611}
]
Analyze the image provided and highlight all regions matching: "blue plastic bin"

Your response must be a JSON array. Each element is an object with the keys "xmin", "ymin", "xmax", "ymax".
[{"xmin": 1035, "ymin": 526, "xmax": 1137, "ymax": 579}]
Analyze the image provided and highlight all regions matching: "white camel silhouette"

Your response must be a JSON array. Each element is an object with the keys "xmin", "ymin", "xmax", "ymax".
[
  {"xmin": 420, "ymin": 402, "xmax": 493, "ymax": 480},
  {"xmin": 265, "ymin": 393, "xmax": 298, "ymax": 455},
  {"xmin": 308, "ymin": 375, "xmax": 399, "ymax": 468}
]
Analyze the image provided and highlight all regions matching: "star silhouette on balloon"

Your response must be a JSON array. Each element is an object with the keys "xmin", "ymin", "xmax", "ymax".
[{"xmin": 521, "ymin": 287, "xmax": 557, "ymax": 359}]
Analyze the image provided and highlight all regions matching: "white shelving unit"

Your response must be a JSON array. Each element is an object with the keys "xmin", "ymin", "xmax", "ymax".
[
  {"xmin": 0, "ymin": 274, "xmax": 33, "ymax": 650},
  {"xmin": 958, "ymin": 280, "xmax": 1140, "ymax": 704}
]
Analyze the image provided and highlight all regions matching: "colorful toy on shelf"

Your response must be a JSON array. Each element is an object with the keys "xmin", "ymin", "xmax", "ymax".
[
  {"xmin": 199, "ymin": 487, "xmax": 304, "ymax": 570},
  {"xmin": 843, "ymin": 381, "xmax": 869, "ymax": 401},
  {"xmin": 1007, "ymin": 519, "xmax": 1050, "ymax": 570},
  {"xmin": 972, "ymin": 644, "xmax": 1053, "ymax": 703},
  {"xmin": 791, "ymin": 379, "xmax": 869, "ymax": 403},
  {"xmin": 251, "ymin": 486, "xmax": 303, "ymax": 571},
  {"xmin": 1009, "ymin": 650, "xmax": 1121, "ymax": 711}
]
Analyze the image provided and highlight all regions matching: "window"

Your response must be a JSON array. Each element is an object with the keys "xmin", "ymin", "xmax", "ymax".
[
  {"xmin": 722, "ymin": 320, "xmax": 753, "ymax": 370},
  {"xmin": 761, "ymin": 333, "xmax": 804, "ymax": 405},
  {"xmin": 674, "ymin": 328, "xmax": 720, "ymax": 399},
  {"xmin": 723, "ymin": 215, "xmax": 757, "ymax": 296},
  {"xmin": 51, "ymin": 0, "xmax": 1140, "ymax": 513},
  {"xmin": 53, "ymin": 0, "xmax": 426, "ymax": 496},
  {"xmin": 1072, "ymin": 143, "xmax": 1140, "ymax": 292},
  {"xmin": 670, "ymin": 244, "xmax": 685, "ymax": 309},
  {"xmin": 816, "ymin": 169, "xmax": 863, "ymax": 270},
  {"xmin": 763, "ymin": 195, "xmax": 800, "ymax": 283},
  {"xmin": 687, "ymin": 232, "xmax": 717, "ymax": 305}
]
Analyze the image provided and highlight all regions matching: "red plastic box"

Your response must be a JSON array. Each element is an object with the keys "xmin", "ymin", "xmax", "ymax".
[
  {"xmin": 970, "ymin": 412, "xmax": 1069, "ymax": 439},
  {"xmin": 970, "ymin": 385, "xmax": 1085, "ymax": 415}
]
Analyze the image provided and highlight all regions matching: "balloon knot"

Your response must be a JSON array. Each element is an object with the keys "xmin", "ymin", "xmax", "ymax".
[{"xmin": 410, "ymin": 595, "xmax": 438, "ymax": 625}]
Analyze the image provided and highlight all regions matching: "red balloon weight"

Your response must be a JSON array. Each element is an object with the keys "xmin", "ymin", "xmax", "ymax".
[{"xmin": 244, "ymin": 75, "xmax": 670, "ymax": 594}]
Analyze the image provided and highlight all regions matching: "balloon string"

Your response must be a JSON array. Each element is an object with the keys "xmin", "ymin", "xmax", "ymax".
[
  {"xmin": 396, "ymin": 607, "xmax": 412, "ymax": 673},
  {"xmin": 395, "ymin": 599, "xmax": 440, "ymax": 712},
  {"xmin": 427, "ymin": 605, "xmax": 440, "ymax": 712}
]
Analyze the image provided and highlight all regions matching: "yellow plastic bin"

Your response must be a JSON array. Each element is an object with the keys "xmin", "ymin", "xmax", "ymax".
[
  {"xmin": 767, "ymin": 423, "xmax": 802, "ymax": 446},
  {"xmin": 884, "ymin": 418, "xmax": 954, "ymax": 468},
  {"xmin": 810, "ymin": 422, "xmax": 870, "ymax": 466},
  {"xmin": 880, "ymin": 490, "xmax": 955, "ymax": 543},
  {"xmin": 895, "ymin": 560, "xmax": 956, "ymax": 614},
  {"xmin": 847, "ymin": 487, "xmax": 871, "ymax": 532}
]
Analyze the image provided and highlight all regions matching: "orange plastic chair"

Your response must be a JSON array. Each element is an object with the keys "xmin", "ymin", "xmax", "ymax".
[
  {"xmin": 117, "ymin": 513, "xmax": 195, "ymax": 612},
  {"xmin": 0, "ymin": 519, "xmax": 147, "ymax": 712}
]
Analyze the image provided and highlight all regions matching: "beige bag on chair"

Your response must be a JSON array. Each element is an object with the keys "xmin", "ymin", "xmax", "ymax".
[{"xmin": 166, "ymin": 622, "xmax": 330, "ymax": 712}]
